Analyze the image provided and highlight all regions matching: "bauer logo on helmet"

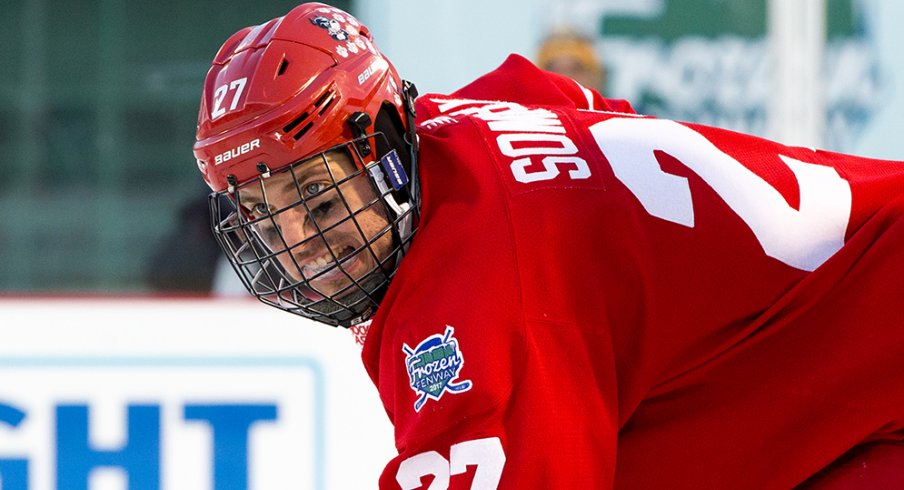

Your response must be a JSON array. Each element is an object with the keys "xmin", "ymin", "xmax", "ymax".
[{"xmin": 214, "ymin": 138, "xmax": 261, "ymax": 166}]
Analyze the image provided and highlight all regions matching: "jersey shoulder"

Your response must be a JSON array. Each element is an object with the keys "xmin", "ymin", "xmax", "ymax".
[{"xmin": 415, "ymin": 54, "xmax": 633, "ymax": 122}]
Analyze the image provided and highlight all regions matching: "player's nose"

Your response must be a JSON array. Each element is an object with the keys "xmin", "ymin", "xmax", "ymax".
[{"xmin": 279, "ymin": 207, "xmax": 325, "ymax": 255}]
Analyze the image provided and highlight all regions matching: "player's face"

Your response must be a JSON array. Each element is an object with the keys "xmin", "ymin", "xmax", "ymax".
[{"xmin": 237, "ymin": 150, "xmax": 393, "ymax": 300}]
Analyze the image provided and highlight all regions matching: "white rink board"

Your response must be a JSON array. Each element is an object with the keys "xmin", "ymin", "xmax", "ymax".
[{"xmin": 0, "ymin": 297, "xmax": 395, "ymax": 490}]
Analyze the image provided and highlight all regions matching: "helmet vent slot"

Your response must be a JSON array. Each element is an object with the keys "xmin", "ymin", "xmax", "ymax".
[
  {"xmin": 318, "ymin": 93, "xmax": 336, "ymax": 115},
  {"xmin": 292, "ymin": 122, "xmax": 314, "ymax": 140},
  {"xmin": 280, "ymin": 88, "xmax": 336, "ymax": 140},
  {"xmin": 283, "ymin": 112, "xmax": 309, "ymax": 133},
  {"xmin": 277, "ymin": 58, "xmax": 290, "ymax": 76},
  {"xmin": 314, "ymin": 89, "xmax": 333, "ymax": 107}
]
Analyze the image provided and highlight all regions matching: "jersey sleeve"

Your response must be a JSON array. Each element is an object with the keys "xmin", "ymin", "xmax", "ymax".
[
  {"xmin": 361, "ymin": 117, "xmax": 620, "ymax": 489},
  {"xmin": 365, "ymin": 291, "xmax": 620, "ymax": 489}
]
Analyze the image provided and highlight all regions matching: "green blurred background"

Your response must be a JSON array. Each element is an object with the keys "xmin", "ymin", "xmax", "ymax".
[{"xmin": 0, "ymin": 1, "xmax": 349, "ymax": 293}]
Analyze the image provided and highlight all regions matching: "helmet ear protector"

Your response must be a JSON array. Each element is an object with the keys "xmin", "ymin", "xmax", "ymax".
[{"xmin": 194, "ymin": 3, "xmax": 420, "ymax": 327}]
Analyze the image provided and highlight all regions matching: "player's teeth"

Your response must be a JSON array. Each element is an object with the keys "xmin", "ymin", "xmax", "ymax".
[{"xmin": 304, "ymin": 255, "xmax": 334, "ymax": 276}]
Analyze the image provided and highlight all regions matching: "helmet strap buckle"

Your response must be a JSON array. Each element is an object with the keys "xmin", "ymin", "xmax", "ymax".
[{"xmin": 347, "ymin": 112, "xmax": 373, "ymax": 157}]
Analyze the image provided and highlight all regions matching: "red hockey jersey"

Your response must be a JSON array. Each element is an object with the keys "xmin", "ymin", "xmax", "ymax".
[{"xmin": 361, "ymin": 54, "xmax": 904, "ymax": 489}]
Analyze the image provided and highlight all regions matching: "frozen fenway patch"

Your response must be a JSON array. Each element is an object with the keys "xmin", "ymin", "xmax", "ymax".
[{"xmin": 403, "ymin": 326, "xmax": 472, "ymax": 412}]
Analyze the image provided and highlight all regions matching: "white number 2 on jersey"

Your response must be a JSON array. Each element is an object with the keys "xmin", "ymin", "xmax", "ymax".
[
  {"xmin": 396, "ymin": 437, "xmax": 506, "ymax": 490},
  {"xmin": 589, "ymin": 118, "xmax": 852, "ymax": 271}
]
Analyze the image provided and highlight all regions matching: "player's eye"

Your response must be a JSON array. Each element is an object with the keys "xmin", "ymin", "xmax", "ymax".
[
  {"xmin": 303, "ymin": 182, "xmax": 327, "ymax": 197},
  {"xmin": 251, "ymin": 202, "xmax": 271, "ymax": 216}
]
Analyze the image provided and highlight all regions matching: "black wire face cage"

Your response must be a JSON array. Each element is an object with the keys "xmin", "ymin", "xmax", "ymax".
[{"xmin": 209, "ymin": 133, "xmax": 419, "ymax": 327}]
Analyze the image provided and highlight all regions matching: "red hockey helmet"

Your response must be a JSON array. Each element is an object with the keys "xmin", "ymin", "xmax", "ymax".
[
  {"xmin": 194, "ymin": 2, "xmax": 415, "ymax": 191},
  {"xmin": 193, "ymin": 3, "xmax": 419, "ymax": 327}
]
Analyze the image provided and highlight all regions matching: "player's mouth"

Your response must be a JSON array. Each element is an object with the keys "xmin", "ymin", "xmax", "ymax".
[{"xmin": 300, "ymin": 245, "xmax": 365, "ymax": 290}]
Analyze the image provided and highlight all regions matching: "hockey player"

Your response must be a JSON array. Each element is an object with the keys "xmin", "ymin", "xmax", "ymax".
[{"xmin": 193, "ymin": 3, "xmax": 904, "ymax": 488}]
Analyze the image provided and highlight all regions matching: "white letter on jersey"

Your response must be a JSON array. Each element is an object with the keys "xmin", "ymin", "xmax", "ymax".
[
  {"xmin": 498, "ymin": 133, "xmax": 590, "ymax": 184},
  {"xmin": 589, "ymin": 118, "xmax": 852, "ymax": 271},
  {"xmin": 497, "ymin": 133, "xmax": 578, "ymax": 158},
  {"xmin": 396, "ymin": 437, "xmax": 506, "ymax": 490},
  {"xmin": 511, "ymin": 156, "xmax": 591, "ymax": 183}
]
